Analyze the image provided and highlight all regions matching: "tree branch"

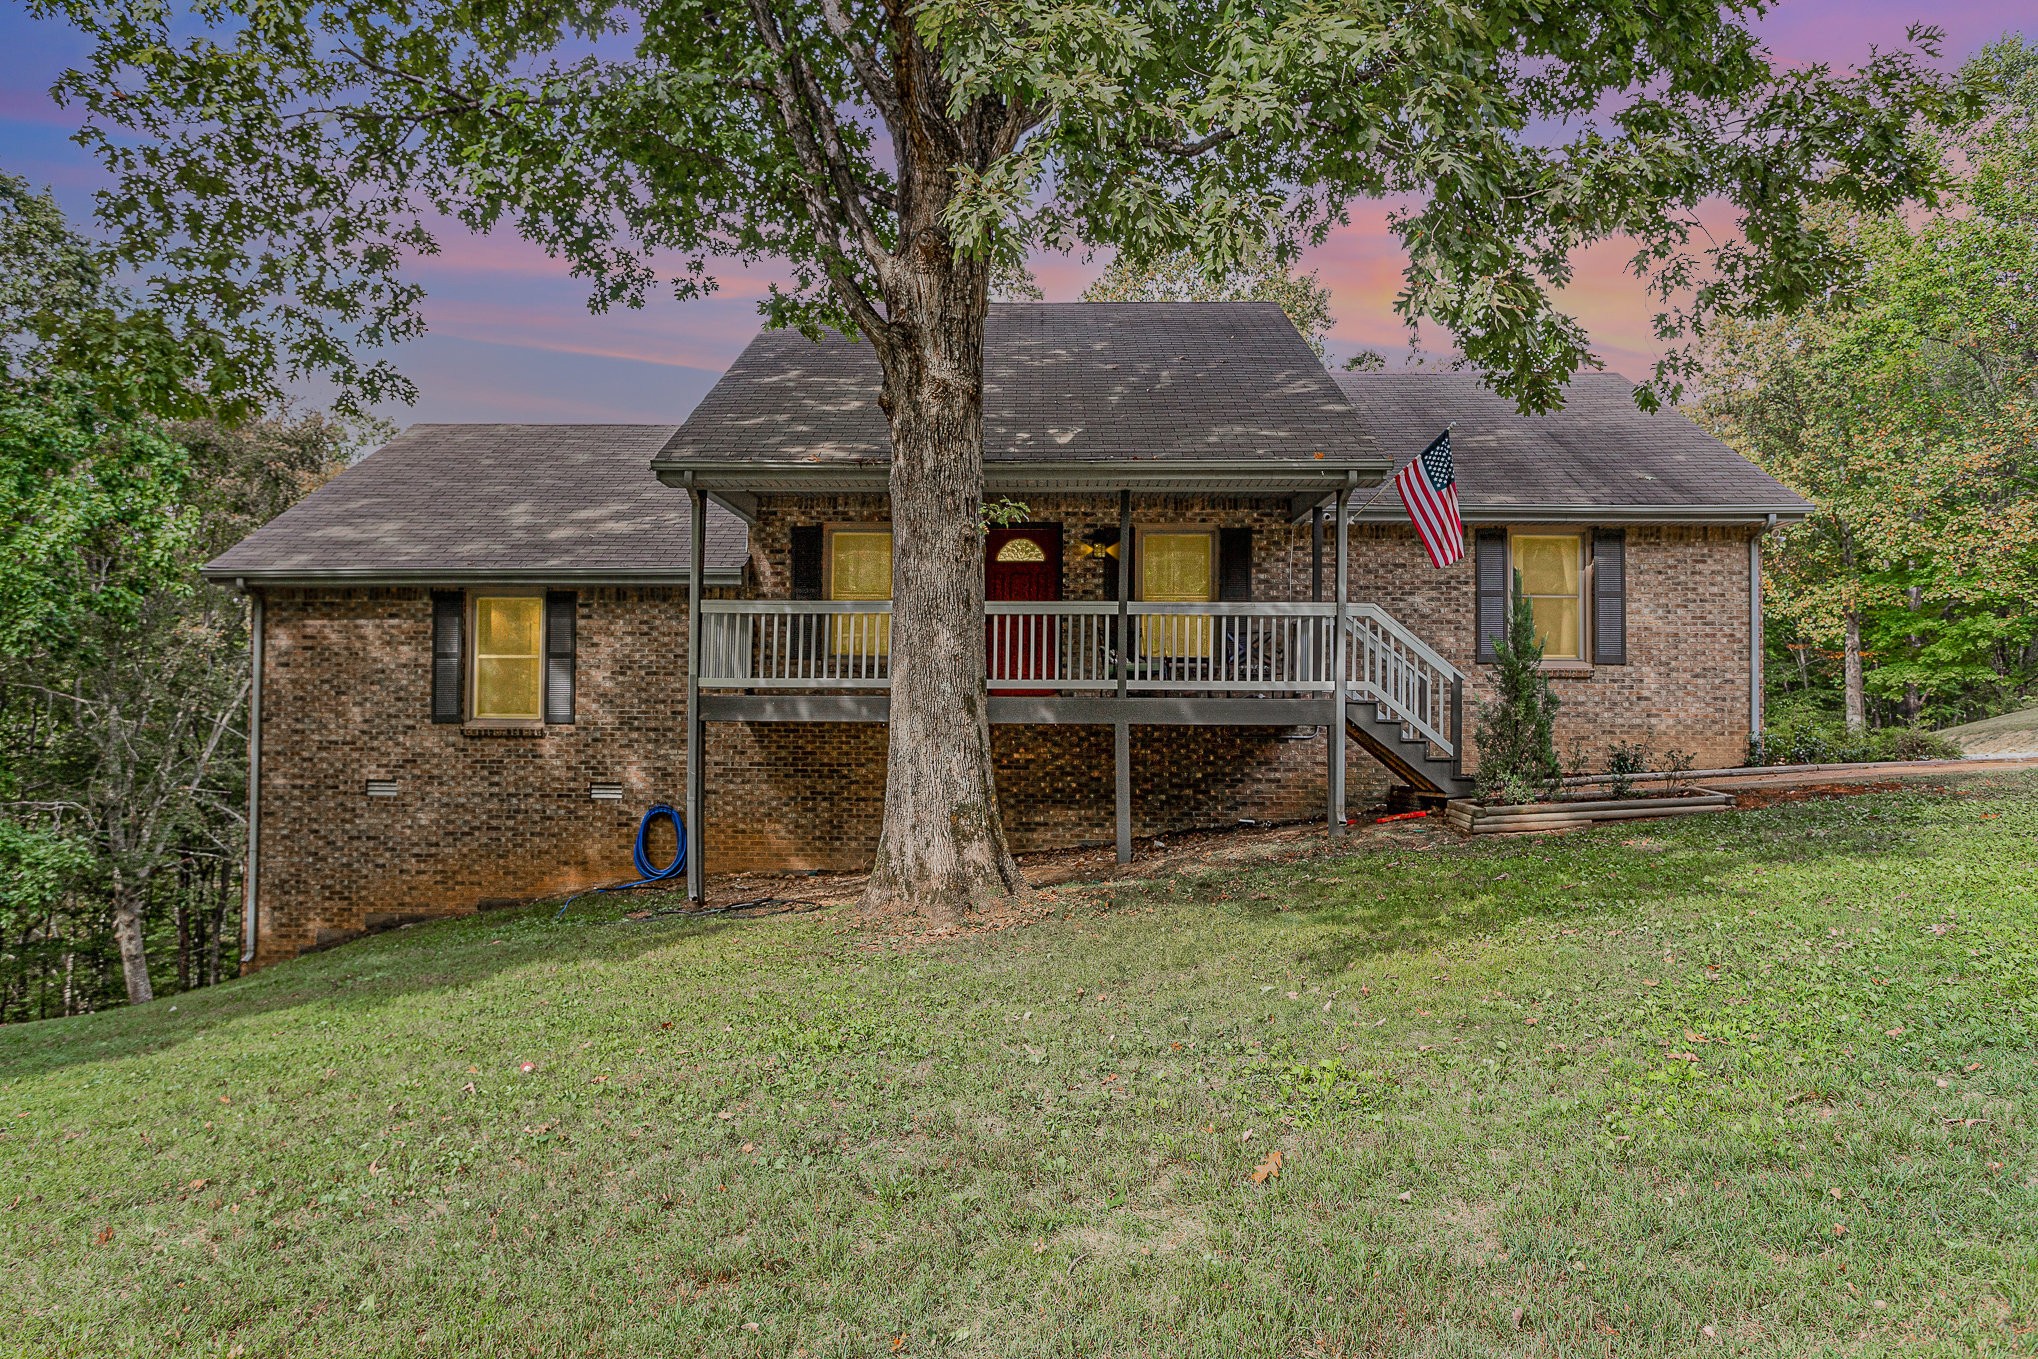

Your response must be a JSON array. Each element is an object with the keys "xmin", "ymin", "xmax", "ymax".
[{"xmin": 743, "ymin": 0, "xmax": 891, "ymax": 335}]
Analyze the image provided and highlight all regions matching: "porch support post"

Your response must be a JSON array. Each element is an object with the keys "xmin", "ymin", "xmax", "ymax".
[
  {"xmin": 1116, "ymin": 488, "xmax": 1132, "ymax": 862},
  {"xmin": 1311, "ymin": 506, "xmax": 1324, "ymax": 602},
  {"xmin": 1329, "ymin": 473, "xmax": 1353, "ymax": 836},
  {"xmin": 1114, "ymin": 722, "xmax": 1132, "ymax": 864},
  {"xmin": 1116, "ymin": 489, "xmax": 1131, "ymax": 700},
  {"xmin": 685, "ymin": 485, "xmax": 706, "ymax": 902}
]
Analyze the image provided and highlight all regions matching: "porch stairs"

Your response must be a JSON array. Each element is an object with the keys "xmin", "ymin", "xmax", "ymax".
[
  {"xmin": 1337, "ymin": 609, "xmax": 1475, "ymax": 800},
  {"xmin": 1344, "ymin": 705, "xmax": 1474, "ymax": 799}
]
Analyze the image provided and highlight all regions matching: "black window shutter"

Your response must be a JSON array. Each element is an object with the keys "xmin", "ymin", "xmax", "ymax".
[
  {"xmin": 544, "ymin": 591, "xmax": 577, "ymax": 723},
  {"xmin": 1217, "ymin": 527, "xmax": 1254, "ymax": 601},
  {"xmin": 1098, "ymin": 528, "xmax": 1122, "ymax": 601},
  {"xmin": 1474, "ymin": 529, "xmax": 1508, "ymax": 663},
  {"xmin": 1592, "ymin": 529, "xmax": 1627, "ymax": 666},
  {"xmin": 789, "ymin": 525, "xmax": 824, "ymax": 599},
  {"xmin": 430, "ymin": 592, "xmax": 464, "ymax": 723}
]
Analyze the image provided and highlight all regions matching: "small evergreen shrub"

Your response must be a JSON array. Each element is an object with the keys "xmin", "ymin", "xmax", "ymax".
[{"xmin": 1475, "ymin": 577, "xmax": 1561, "ymax": 804}]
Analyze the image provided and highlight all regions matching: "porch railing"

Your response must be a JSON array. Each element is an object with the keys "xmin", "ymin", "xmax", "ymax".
[{"xmin": 697, "ymin": 599, "xmax": 1461, "ymax": 755}]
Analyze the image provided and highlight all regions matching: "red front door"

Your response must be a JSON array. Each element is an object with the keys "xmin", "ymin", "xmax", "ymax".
[{"xmin": 985, "ymin": 525, "xmax": 1062, "ymax": 695}]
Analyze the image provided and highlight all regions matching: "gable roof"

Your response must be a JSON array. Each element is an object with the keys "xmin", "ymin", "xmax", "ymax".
[
  {"xmin": 202, "ymin": 424, "xmax": 748, "ymax": 585},
  {"xmin": 652, "ymin": 302, "xmax": 1383, "ymax": 494},
  {"xmin": 1332, "ymin": 370, "xmax": 1812, "ymax": 523}
]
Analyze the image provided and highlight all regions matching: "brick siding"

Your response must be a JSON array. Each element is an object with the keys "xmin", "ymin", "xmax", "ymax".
[
  {"xmin": 1323, "ymin": 523, "xmax": 1757, "ymax": 772},
  {"xmin": 248, "ymin": 500, "xmax": 1755, "ymax": 964}
]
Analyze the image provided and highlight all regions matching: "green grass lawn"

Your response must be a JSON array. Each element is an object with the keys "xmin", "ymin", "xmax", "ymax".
[{"xmin": 4, "ymin": 775, "xmax": 2035, "ymax": 1357}]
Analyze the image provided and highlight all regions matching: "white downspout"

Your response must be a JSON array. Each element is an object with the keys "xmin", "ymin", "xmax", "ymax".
[
  {"xmin": 1749, "ymin": 516, "xmax": 1774, "ymax": 762},
  {"xmin": 241, "ymin": 588, "xmax": 263, "ymax": 963}
]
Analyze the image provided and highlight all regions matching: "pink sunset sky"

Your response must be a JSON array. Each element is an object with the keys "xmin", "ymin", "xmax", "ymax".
[{"xmin": 1, "ymin": 4, "xmax": 2031, "ymax": 424}]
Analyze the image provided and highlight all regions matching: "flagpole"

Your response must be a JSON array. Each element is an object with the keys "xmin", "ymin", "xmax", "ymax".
[{"xmin": 1344, "ymin": 421, "xmax": 1454, "ymax": 522}]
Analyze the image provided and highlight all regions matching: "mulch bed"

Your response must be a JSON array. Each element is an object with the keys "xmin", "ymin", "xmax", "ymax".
[{"xmin": 1729, "ymin": 780, "xmax": 1915, "ymax": 810}]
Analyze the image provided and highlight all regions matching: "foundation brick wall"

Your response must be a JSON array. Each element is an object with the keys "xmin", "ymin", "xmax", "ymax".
[
  {"xmin": 250, "ymin": 502, "xmax": 1754, "ymax": 964},
  {"xmin": 704, "ymin": 722, "xmax": 1351, "ymax": 871}
]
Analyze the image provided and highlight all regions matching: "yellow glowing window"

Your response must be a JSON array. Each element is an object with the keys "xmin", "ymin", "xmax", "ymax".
[
  {"xmin": 473, "ymin": 595, "xmax": 544, "ymax": 720},
  {"xmin": 827, "ymin": 527, "xmax": 892, "ymax": 656},
  {"xmin": 1139, "ymin": 530, "xmax": 1215, "ymax": 658},
  {"xmin": 1513, "ymin": 533, "xmax": 1583, "ymax": 661},
  {"xmin": 995, "ymin": 537, "xmax": 1046, "ymax": 563}
]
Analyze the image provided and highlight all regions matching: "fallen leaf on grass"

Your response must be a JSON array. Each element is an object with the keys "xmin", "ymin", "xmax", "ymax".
[
  {"xmin": 1396, "ymin": 1190, "xmax": 1413, "ymax": 1203},
  {"xmin": 1831, "ymin": 1222, "xmax": 1848, "ymax": 1237},
  {"xmin": 1249, "ymin": 1150, "xmax": 1284, "ymax": 1184}
]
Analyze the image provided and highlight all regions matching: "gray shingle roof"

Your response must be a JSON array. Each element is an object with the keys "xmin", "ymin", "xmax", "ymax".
[
  {"xmin": 202, "ymin": 424, "xmax": 748, "ymax": 584},
  {"xmin": 1333, "ymin": 371, "xmax": 1812, "ymax": 520},
  {"xmin": 655, "ymin": 302, "xmax": 1377, "ymax": 468}
]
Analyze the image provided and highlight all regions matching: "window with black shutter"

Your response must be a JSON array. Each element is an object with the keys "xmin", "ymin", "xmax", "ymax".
[
  {"xmin": 788, "ymin": 525, "xmax": 824, "ymax": 599},
  {"xmin": 430, "ymin": 591, "xmax": 464, "ymax": 723},
  {"xmin": 1474, "ymin": 529, "xmax": 1508, "ymax": 663},
  {"xmin": 544, "ymin": 591, "xmax": 577, "ymax": 723},
  {"xmin": 1094, "ymin": 527, "xmax": 1122, "ymax": 601},
  {"xmin": 1217, "ymin": 527, "xmax": 1254, "ymax": 602},
  {"xmin": 1592, "ymin": 529, "xmax": 1627, "ymax": 666}
]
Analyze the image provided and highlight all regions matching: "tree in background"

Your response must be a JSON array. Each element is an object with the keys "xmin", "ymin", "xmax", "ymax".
[
  {"xmin": 0, "ymin": 179, "xmax": 353, "ymax": 1013},
  {"xmin": 1695, "ymin": 37, "xmax": 2038, "ymax": 734},
  {"xmin": 1082, "ymin": 246, "xmax": 1334, "ymax": 356},
  {"xmin": 40, "ymin": 0, "xmax": 1967, "ymax": 917}
]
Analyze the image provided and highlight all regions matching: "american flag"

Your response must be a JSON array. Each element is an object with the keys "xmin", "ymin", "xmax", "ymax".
[{"xmin": 1393, "ymin": 430, "xmax": 1464, "ymax": 568}]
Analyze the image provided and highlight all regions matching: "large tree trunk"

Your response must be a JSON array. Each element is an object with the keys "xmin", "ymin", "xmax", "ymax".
[
  {"xmin": 1842, "ymin": 608, "xmax": 1867, "ymax": 732},
  {"xmin": 861, "ymin": 254, "xmax": 1026, "ymax": 921},
  {"xmin": 110, "ymin": 878, "xmax": 154, "ymax": 1005}
]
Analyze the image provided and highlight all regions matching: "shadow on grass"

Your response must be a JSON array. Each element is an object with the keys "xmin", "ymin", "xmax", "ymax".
[
  {"xmin": 0, "ymin": 894, "xmax": 802, "ymax": 1081},
  {"xmin": 5, "ymin": 774, "xmax": 2023, "ymax": 1082}
]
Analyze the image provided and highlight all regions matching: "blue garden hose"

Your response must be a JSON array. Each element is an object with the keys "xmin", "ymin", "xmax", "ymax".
[{"xmin": 554, "ymin": 803, "xmax": 686, "ymax": 917}]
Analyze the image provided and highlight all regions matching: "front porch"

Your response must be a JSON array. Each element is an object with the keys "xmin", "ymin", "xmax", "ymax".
[{"xmin": 670, "ymin": 482, "xmax": 1468, "ymax": 897}]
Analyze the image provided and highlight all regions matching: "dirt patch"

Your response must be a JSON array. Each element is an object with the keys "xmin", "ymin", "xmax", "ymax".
[
  {"xmin": 1060, "ymin": 1208, "xmax": 1210, "ymax": 1260},
  {"xmin": 1730, "ymin": 781, "xmax": 1914, "ymax": 810},
  {"xmin": 703, "ymin": 814, "xmax": 1438, "ymax": 950},
  {"xmin": 1434, "ymin": 1198, "xmax": 1505, "ymax": 1266}
]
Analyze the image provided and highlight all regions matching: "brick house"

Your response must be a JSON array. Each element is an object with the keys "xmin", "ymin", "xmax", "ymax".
[{"xmin": 204, "ymin": 303, "xmax": 1810, "ymax": 964}]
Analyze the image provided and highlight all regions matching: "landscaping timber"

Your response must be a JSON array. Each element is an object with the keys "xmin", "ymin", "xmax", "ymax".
[{"xmin": 1445, "ymin": 787, "xmax": 1734, "ymax": 834}]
